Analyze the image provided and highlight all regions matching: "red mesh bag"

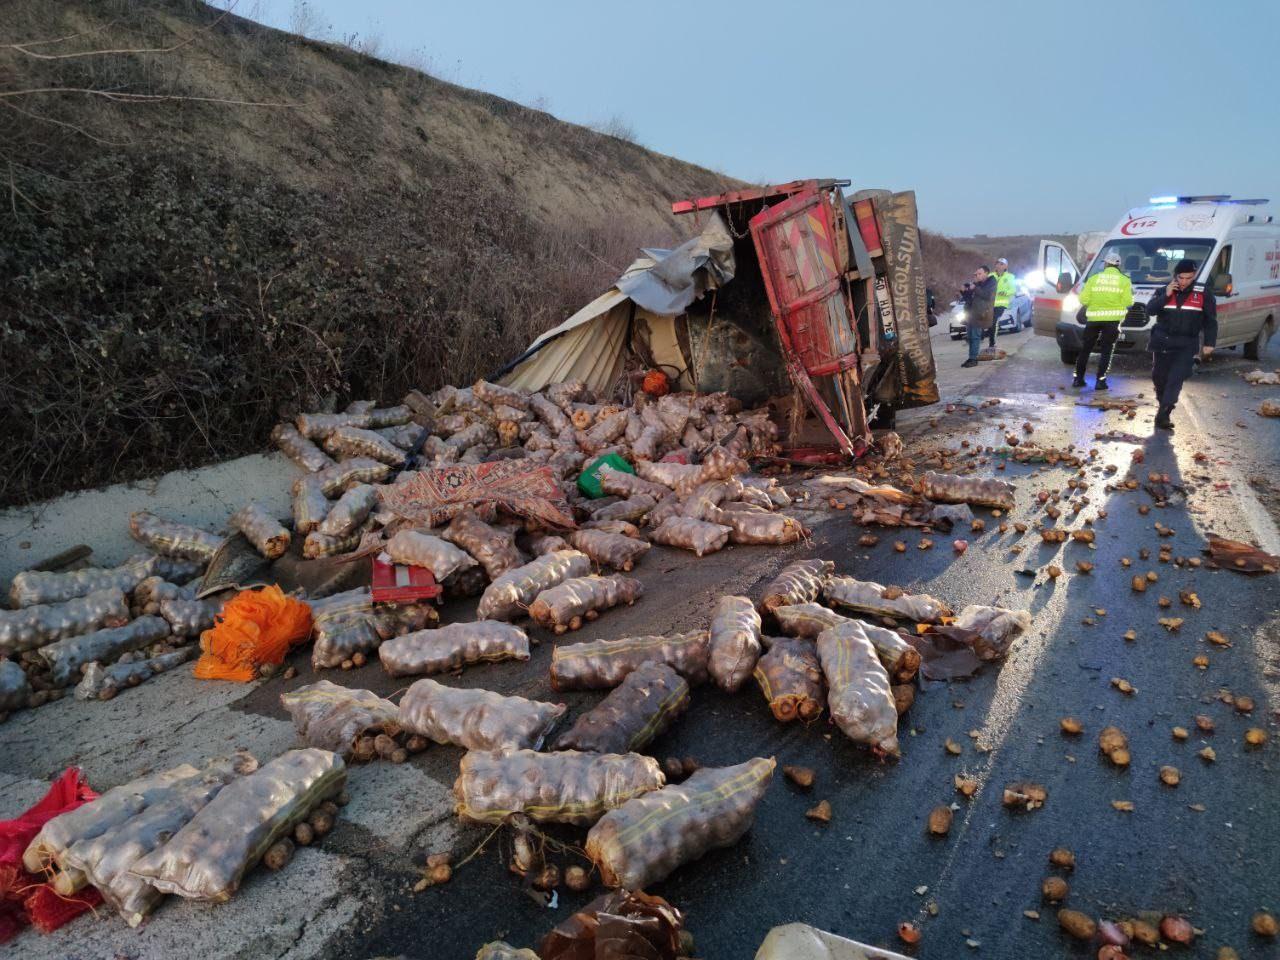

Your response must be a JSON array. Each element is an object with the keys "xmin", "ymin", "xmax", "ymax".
[
  {"xmin": 25, "ymin": 884, "xmax": 101, "ymax": 934},
  {"xmin": 0, "ymin": 767, "xmax": 98, "ymax": 942}
]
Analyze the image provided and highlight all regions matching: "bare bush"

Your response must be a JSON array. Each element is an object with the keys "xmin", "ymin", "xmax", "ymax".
[{"xmin": 590, "ymin": 113, "xmax": 640, "ymax": 144}]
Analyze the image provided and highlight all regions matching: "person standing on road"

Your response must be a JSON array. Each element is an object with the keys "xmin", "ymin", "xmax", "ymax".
[
  {"xmin": 1072, "ymin": 250, "xmax": 1134, "ymax": 390},
  {"xmin": 1146, "ymin": 258, "xmax": 1216, "ymax": 432},
  {"xmin": 991, "ymin": 257, "xmax": 1016, "ymax": 348},
  {"xmin": 961, "ymin": 265, "xmax": 996, "ymax": 368}
]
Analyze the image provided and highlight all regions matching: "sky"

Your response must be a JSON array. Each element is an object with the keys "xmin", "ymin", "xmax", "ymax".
[{"xmin": 226, "ymin": 0, "xmax": 1280, "ymax": 237}]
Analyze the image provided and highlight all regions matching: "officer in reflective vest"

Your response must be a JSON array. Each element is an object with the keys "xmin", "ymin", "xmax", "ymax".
[
  {"xmin": 1073, "ymin": 250, "xmax": 1133, "ymax": 390},
  {"xmin": 990, "ymin": 257, "xmax": 1016, "ymax": 348},
  {"xmin": 1146, "ymin": 257, "xmax": 1216, "ymax": 432}
]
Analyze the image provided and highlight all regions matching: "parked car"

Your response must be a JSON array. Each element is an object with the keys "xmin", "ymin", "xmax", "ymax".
[
  {"xmin": 997, "ymin": 291, "xmax": 1031, "ymax": 333},
  {"xmin": 947, "ymin": 301, "xmax": 967, "ymax": 340}
]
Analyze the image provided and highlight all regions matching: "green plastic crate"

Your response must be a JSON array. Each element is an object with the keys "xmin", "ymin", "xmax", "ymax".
[{"xmin": 577, "ymin": 452, "xmax": 634, "ymax": 499}]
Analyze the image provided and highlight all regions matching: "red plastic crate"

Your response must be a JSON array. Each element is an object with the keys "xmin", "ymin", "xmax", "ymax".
[{"xmin": 370, "ymin": 554, "xmax": 442, "ymax": 604}]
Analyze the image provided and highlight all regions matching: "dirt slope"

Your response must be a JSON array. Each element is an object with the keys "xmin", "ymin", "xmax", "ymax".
[{"xmin": 0, "ymin": 0, "xmax": 740, "ymax": 506}]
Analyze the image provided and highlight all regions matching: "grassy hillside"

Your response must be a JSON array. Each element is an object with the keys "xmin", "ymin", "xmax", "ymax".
[
  {"xmin": 949, "ymin": 233, "xmax": 1080, "ymax": 278},
  {"xmin": 0, "ymin": 0, "xmax": 742, "ymax": 506}
]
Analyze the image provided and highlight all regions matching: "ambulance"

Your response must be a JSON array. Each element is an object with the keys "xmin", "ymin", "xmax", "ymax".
[{"xmin": 1031, "ymin": 195, "xmax": 1280, "ymax": 364}]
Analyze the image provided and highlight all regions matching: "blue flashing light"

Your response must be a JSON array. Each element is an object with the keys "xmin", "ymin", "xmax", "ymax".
[{"xmin": 1148, "ymin": 195, "xmax": 1178, "ymax": 205}]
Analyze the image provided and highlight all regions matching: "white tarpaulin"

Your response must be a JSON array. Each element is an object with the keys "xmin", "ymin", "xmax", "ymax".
[{"xmin": 496, "ymin": 214, "xmax": 735, "ymax": 394}]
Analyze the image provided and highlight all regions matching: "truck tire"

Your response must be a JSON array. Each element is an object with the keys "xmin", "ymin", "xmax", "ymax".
[
  {"xmin": 1060, "ymin": 347, "xmax": 1079, "ymax": 366},
  {"xmin": 1243, "ymin": 319, "xmax": 1272, "ymax": 361}
]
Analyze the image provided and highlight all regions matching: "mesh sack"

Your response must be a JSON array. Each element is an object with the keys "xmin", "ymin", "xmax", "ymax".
[
  {"xmin": 821, "ymin": 575, "xmax": 951, "ymax": 623},
  {"xmin": 0, "ymin": 588, "xmax": 130, "ymax": 657},
  {"xmin": 9, "ymin": 556, "xmax": 155, "ymax": 609},
  {"xmin": 528, "ymin": 575, "xmax": 643, "ymax": 633},
  {"xmin": 366, "ymin": 405, "xmax": 413, "ymax": 428},
  {"xmin": 566, "ymin": 529, "xmax": 650, "ymax": 571},
  {"xmin": 75, "ymin": 647, "xmax": 196, "ymax": 702},
  {"xmin": 322, "ymin": 426, "xmax": 407, "ymax": 466},
  {"xmin": 921, "ymin": 471, "xmax": 1016, "ymax": 511},
  {"xmin": 127, "ymin": 749, "xmax": 346, "ymax": 902},
  {"xmin": 316, "ymin": 484, "xmax": 379, "ymax": 537},
  {"xmin": 708, "ymin": 595, "xmax": 763, "ymax": 693},
  {"xmin": 953, "ymin": 605, "xmax": 1032, "ymax": 660},
  {"xmin": 589, "ymin": 494, "xmax": 657, "ymax": 523},
  {"xmin": 596, "ymin": 464, "xmax": 669, "ymax": 500},
  {"xmin": 443, "ymin": 513, "xmax": 525, "ymax": 580},
  {"xmin": 816, "ymin": 621, "xmax": 900, "ymax": 754},
  {"xmin": 228, "ymin": 504, "xmax": 291, "ymax": 560},
  {"xmin": 585, "ymin": 757, "xmax": 775, "ymax": 889},
  {"xmin": 129, "ymin": 512, "xmax": 224, "ymax": 564},
  {"xmin": 552, "ymin": 660, "xmax": 689, "ymax": 754},
  {"xmin": 295, "ymin": 411, "xmax": 372, "ymax": 440},
  {"xmin": 476, "ymin": 551, "xmax": 591, "ymax": 622},
  {"xmin": 398, "ymin": 678, "xmax": 565, "ymax": 752},
  {"xmin": 270, "ymin": 423, "xmax": 335, "ymax": 472},
  {"xmin": 550, "ymin": 630, "xmax": 709, "ymax": 691},
  {"xmin": 378, "ymin": 621, "xmax": 530, "ymax": 678},
  {"xmin": 453, "ymin": 749, "xmax": 665, "ymax": 826},
  {"xmin": 159, "ymin": 596, "xmax": 225, "ymax": 638},
  {"xmin": 0, "ymin": 660, "xmax": 32, "ymax": 712},
  {"xmin": 314, "ymin": 457, "xmax": 393, "ymax": 496},
  {"xmin": 384, "ymin": 531, "xmax": 478, "ymax": 581},
  {"xmin": 758, "ymin": 559, "xmax": 834, "ymax": 615},
  {"xmin": 280, "ymin": 680, "xmax": 399, "ymax": 756},
  {"xmin": 39, "ymin": 616, "xmax": 171, "ymax": 687},
  {"xmin": 649, "ymin": 517, "xmax": 731, "ymax": 557},
  {"xmin": 713, "ymin": 509, "xmax": 805, "ymax": 546},
  {"xmin": 290, "ymin": 475, "xmax": 331, "ymax": 536},
  {"xmin": 772, "ymin": 602, "xmax": 848, "ymax": 639},
  {"xmin": 754, "ymin": 638, "xmax": 824, "ymax": 722},
  {"xmin": 62, "ymin": 755, "xmax": 256, "ymax": 925}
]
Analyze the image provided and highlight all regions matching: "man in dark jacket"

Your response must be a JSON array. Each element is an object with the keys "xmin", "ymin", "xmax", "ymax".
[
  {"xmin": 961, "ymin": 266, "xmax": 997, "ymax": 368},
  {"xmin": 1146, "ymin": 258, "xmax": 1216, "ymax": 431}
]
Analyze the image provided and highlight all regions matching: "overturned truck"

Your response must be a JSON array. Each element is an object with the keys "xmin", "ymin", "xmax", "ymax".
[{"xmin": 497, "ymin": 180, "xmax": 938, "ymax": 459}]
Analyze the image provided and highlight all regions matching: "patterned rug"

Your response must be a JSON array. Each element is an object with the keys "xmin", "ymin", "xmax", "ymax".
[{"xmin": 378, "ymin": 460, "xmax": 576, "ymax": 529}]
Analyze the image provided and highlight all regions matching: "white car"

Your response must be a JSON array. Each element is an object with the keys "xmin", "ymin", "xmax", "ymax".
[
  {"xmin": 947, "ymin": 302, "xmax": 967, "ymax": 339},
  {"xmin": 996, "ymin": 292, "xmax": 1032, "ymax": 333}
]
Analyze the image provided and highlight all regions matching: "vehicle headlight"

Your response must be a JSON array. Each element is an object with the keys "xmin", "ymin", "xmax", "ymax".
[{"xmin": 1063, "ymin": 293, "xmax": 1081, "ymax": 312}]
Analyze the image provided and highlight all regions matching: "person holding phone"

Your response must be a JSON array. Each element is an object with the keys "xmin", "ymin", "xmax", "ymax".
[{"xmin": 1145, "ymin": 258, "xmax": 1216, "ymax": 432}]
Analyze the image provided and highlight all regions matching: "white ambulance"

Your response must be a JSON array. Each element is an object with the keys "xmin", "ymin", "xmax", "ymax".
[{"xmin": 1031, "ymin": 195, "xmax": 1280, "ymax": 364}]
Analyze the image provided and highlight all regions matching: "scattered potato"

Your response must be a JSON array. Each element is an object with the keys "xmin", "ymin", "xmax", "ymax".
[
  {"xmin": 1057, "ymin": 909, "xmax": 1096, "ymax": 940},
  {"xmin": 783, "ymin": 765, "xmax": 815, "ymax": 789},
  {"xmin": 1048, "ymin": 847, "xmax": 1075, "ymax": 870},
  {"xmin": 1041, "ymin": 876, "xmax": 1069, "ymax": 902},
  {"xmin": 927, "ymin": 805, "xmax": 953, "ymax": 836},
  {"xmin": 805, "ymin": 800, "xmax": 832, "ymax": 823}
]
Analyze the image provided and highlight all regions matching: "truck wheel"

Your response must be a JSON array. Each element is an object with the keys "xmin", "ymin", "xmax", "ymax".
[
  {"xmin": 1243, "ymin": 320, "xmax": 1272, "ymax": 361},
  {"xmin": 1059, "ymin": 347, "xmax": 1079, "ymax": 365}
]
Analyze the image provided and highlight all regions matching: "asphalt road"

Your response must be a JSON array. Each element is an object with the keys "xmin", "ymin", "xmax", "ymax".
[
  {"xmin": 4, "ymin": 324, "xmax": 1277, "ymax": 960},
  {"xmin": 328, "ymin": 328, "xmax": 1280, "ymax": 959}
]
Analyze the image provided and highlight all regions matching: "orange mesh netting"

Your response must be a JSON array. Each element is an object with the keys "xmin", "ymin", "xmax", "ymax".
[
  {"xmin": 642, "ymin": 369, "xmax": 671, "ymax": 397},
  {"xmin": 193, "ymin": 585, "xmax": 313, "ymax": 682}
]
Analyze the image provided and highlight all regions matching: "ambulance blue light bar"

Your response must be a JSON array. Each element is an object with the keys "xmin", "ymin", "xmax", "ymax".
[{"xmin": 1147, "ymin": 194, "xmax": 1234, "ymax": 205}]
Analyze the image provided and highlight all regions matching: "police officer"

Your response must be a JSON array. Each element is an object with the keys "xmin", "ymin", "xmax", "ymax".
[
  {"xmin": 1146, "ymin": 258, "xmax": 1216, "ymax": 432},
  {"xmin": 1073, "ymin": 250, "xmax": 1134, "ymax": 390},
  {"xmin": 990, "ymin": 257, "xmax": 1016, "ymax": 348}
]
